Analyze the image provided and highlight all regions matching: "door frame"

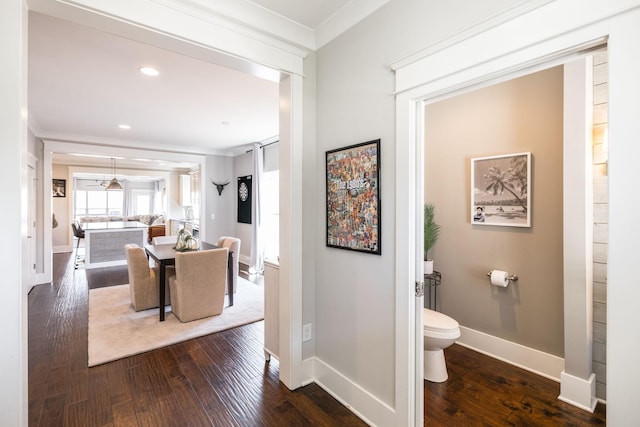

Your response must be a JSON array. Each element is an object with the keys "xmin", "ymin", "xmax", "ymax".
[{"xmin": 393, "ymin": 0, "xmax": 640, "ymax": 421}]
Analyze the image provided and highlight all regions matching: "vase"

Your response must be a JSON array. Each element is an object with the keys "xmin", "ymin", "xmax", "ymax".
[{"xmin": 424, "ymin": 259, "xmax": 434, "ymax": 275}]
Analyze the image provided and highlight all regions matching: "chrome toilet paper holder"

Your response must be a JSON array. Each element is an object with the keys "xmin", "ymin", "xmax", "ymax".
[{"xmin": 487, "ymin": 270, "xmax": 519, "ymax": 281}]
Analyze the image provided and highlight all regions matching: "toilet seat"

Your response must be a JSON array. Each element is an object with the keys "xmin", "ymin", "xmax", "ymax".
[{"xmin": 424, "ymin": 308, "xmax": 460, "ymax": 339}]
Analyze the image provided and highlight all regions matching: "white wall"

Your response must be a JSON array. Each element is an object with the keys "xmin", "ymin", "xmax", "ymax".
[
  {"xmin": 0, "ymin": 0, "xmax": 28, "ymax": 425},
  {"xmin": 203, "ymin": 154, "xmax": 235, "ymax": 245},
  {"xmin": 314, "ymin": 0, "xmax": 518, "ymax": 406}
]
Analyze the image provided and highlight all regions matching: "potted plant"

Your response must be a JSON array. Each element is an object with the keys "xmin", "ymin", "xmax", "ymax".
[{"xmin": 424, "ymin": 203, "xmax": 441, "ymax": 274}]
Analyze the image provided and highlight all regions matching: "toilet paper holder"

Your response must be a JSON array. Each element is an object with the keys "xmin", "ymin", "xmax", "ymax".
[{"xmin": 486, "ymin": 270, "xmax": 519, "ymax": 281}]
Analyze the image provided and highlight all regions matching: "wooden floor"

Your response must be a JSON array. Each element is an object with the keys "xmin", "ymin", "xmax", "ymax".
[
  {"xmin": 29, "ymin": 253, "xmax": 366, "ymax": 427},
  {"xmin": 29, "ymin": 252, "xmax": 606, "ymax": 426},
  {"xmin": 426, "ymin": 346, "xmax": 606, "ymax": 426}
]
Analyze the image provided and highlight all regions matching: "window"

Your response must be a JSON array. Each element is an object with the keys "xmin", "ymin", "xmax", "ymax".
[
  {"xmin": 75, "ymin": 189, "xmax": 123, "ymax": 217},
  {"xmin": 130, "ymin": 189, "xmax": 153, "ymax": 215},
  {"xmin": 73, "ymin": 178, "xmax": 162, "ymax": 219}
]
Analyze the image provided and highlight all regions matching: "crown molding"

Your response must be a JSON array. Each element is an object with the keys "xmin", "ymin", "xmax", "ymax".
[
  {"xmin": 315, "ymin": 0, "xmax": 391, "ymax": 49},
  {"xmin": 390, "ymin": 0, "xmax": 554, "ymax": 71}
]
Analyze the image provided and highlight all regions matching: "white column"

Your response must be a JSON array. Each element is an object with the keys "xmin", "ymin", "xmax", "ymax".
[
  {"xmin": 559, "ymin": 57, "xmax": 596, "ymax": 412},
  {"xmin": 0, "ymin": 0, "xmax": 28, "ymax": 425}
]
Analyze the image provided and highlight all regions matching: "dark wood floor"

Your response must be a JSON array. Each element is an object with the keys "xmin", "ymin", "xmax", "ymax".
[
  {"xmin": 29, "ymin": 252, "xmax": 366, "ymax": 426},
  {"xmin": 29, "ymin": 252, "xmax": 606, "ymax": 426},
  {"xmin": 427, "ymin": 345, "xmax": 606, "ymax": 426}
]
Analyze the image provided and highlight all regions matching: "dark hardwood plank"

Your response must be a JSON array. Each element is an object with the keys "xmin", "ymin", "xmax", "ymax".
[
  {"xmin": 29, "ymin": 252, "xmax": 606, "ymax": 426},
  {"xmin": 425, "ymin": 344, "xmax": 607, "ymax": 426}
]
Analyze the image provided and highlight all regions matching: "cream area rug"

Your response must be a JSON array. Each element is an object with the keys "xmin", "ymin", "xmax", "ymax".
[{"xmin": 88, "ymin": 277, "xmax": 264, "ymax": 367}]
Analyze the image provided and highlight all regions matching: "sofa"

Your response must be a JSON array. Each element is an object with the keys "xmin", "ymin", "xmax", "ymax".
[{"xmin": 78, "ymin": 214, "xmax": 166, "ymax": 243}]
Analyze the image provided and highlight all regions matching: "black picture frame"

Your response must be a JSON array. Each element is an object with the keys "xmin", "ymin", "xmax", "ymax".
[
  {"xmin": 237, "ymin": 175, "xmax": 252, "ymax": 224},
  {"xmin": 326, "ymin": 139, "xmax": 381, "ymax": 255},
  {"xmin": 52, "ymin": 179, "xmax": 66, "ymax": 198}
]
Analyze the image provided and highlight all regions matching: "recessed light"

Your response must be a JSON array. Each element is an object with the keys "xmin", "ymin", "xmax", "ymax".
[
  {"xmin": 139, "ymin": 66, "xmax": 159, "ymax": 76},
  {"xmin": 118, "ymin": 124, "xmax": 131, "ymax": 130}
]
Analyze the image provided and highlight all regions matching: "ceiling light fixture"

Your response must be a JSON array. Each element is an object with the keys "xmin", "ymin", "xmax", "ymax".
[
  {"xmin": 118, "ymin": 124, "xmax": 131, "ymax": 130},
  {"xmin": 105, "ymin": 158, "xmax": 123, "ymax": 191},
  {"xmin": 139, "ymin": 66, "xmax": 159, "ymax": 76}
]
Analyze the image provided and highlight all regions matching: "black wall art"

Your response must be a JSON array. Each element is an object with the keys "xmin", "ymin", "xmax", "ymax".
[{"xmin": 237, "ymin": 175, "xmax": 252, "ymax": 224}]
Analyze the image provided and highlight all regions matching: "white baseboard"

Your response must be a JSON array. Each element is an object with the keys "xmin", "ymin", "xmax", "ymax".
[
  {"xmin": 53, "ymin": 245, "xmax": 72, "ymax": 254},
  {"xmin": 308, "ymin": 356, "xmax": 396, "ymax": 427},
  {"xmin": 239, "ymin": 254, "xmax": 250, "ymax": 266},
  {"xmin": 457, "ymin": 326, "xmax": 564, "ymax": 382},
  {"xmin": 35, "ymin": 273, "xmax": 50, "ymax": 285},
  {"xmin": 559, "ymin": 371, "xmax": 597, "ymax": 412}
]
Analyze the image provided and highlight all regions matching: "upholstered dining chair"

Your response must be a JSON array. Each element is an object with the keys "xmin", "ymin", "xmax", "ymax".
[
  {"xmin": 150, "ymin": 236, "xmax": 177, "ymax": 278},
  {"xmin": 216, "ymin": 236, "xmax": 241, "ymax": 294},
  {"xmin": 125, "ymin": 243, "xmax": 169, "ymax": 311},
  {"xmin": 152, "ymin": 235, "xmax": 177, "ymax": 245},
  {"xmin": 168, "ymin": 247, "xmax": 228, "ymax": 322}
]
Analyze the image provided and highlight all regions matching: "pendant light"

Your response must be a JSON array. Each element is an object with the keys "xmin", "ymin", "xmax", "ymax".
[{"xmin": 105, "ymin": 158, "xmax": 123, "ymax": 190}]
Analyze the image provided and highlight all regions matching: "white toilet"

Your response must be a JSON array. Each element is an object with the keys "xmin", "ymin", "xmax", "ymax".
[{"xmin": 423, "ymin": 308, "xmax": 460, "ymax": 382}]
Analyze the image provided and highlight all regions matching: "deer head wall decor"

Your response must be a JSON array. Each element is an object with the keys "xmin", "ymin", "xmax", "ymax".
[{"xmin": 211, "ymin": 180, "xmax": 230, "ymax": 196}]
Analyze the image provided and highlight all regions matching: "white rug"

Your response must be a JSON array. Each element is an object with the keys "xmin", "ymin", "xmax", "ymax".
[{"xmin": 88, "ymin": 277, "xmax": 264, "ymax": 367}]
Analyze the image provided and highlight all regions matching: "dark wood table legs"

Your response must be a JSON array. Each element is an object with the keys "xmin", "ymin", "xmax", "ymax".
[{"xmin": 227, "ymin": 251, "xmax": 234, "ymax": 307}]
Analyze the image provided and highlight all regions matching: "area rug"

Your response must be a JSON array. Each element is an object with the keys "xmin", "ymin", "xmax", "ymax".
[{"xmin": 88, "ymin": 277, "xmax": 263, "ymax": 366}]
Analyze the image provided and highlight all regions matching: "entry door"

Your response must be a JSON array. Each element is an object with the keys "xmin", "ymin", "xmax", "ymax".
[{"xmin": 27, "ymin": 162, "xmax": 37, "ymax": 293}]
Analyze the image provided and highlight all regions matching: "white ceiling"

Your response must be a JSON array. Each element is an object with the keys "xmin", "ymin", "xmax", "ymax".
[{"xmin": 28, "ymin": 0, "xmax": 389, "ymax": 171}]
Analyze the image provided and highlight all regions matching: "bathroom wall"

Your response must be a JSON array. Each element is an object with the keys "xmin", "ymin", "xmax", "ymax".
[{"xmin": 425, "ymin": 66, "xmax": 564, "ymax": 356}]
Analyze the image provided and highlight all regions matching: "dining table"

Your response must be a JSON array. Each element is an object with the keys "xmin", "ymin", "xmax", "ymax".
[{"xmin": 144, "ymin": 241, "xmax": 234, "ymax": 321}]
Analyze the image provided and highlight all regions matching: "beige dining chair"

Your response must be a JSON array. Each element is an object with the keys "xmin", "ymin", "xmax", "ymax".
[
  {"xmin": 125, "ymin": 243, "xmax": 170, "ymax": 311},
  {"xmin": 169, "ymin": 247, "xmax": 228, "ymax": 322},
  {"xmin": 216, "ymin": 236, "xmax": 241, "ymax": 294},
  {"xmin": 152, "ymin": 235, "xmax": 177, "ymax": 245},
  {"xmin": 150, "ymin": 236, "xmax": 177, "ymax": 280}
]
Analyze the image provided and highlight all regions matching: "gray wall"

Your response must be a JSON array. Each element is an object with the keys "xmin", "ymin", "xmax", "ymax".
[
  {"xmin": 203, "ymin": 154, "xmax": 235, "ymax": 245},
  {"xmin": 234, "ymin": 152, "xmax": 252, "ymax": 263},
  {"xmin": 425, "ymin": 66, "xmax": 564, "ymax": 356},
  {"xmin": 314, "ymin": 0, "xmax": 517, "ymax": 405}
]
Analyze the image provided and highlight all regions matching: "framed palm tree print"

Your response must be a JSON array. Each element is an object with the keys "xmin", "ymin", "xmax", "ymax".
[{"xmin": 471, "ymin": 152, "xmax": 531, "ymax": 227}]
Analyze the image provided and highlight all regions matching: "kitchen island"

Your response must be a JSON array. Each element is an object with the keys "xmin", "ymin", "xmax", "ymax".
[{"xmin": 83, "ymin": 221, "xmax": 148, "ymax": 269}]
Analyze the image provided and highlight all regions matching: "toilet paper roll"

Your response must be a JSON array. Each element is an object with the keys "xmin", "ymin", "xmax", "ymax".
[{"xmin": 490, "ymin": 270, "xmax": 509, "ymax": 287}]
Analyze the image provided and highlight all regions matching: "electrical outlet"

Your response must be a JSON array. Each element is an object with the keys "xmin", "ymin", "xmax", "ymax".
[{"xmin": 303, "ymin": 323, "xmax": 312, "ymax": 341}]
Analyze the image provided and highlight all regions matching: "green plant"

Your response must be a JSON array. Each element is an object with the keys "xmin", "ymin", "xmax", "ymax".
[{"xmin": 424, "ymin": 203, "xmax": 440, "ymax": 260}]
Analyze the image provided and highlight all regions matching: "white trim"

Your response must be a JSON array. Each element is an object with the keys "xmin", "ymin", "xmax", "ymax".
[
  {"xmin": 457, "ymin": 326, "xmax": 565, "ymax": 382},
  {"xmin": 393, "ymin": 1, "xmax": 640, "ymax": 416},
  {"xmin": 276, "ymin": 73, "xmax": 303, "ymax": 390},
  {"xmin": 35, "ymin": 0, "xmax": 305, "ymax": 75},
  {"xmin": 561, "ymin": 56, "xmax": 596, "ymax": 404},
  {"xmin": 43, "ymin": 149, "xmax": 53, "ymax": 284},
  {"xmin": 394, "ymin": 94, "xmax": 419, "ymax": 427},
  {"xmin": 301, "ymin": 357, "xmax": 315, "ymax": 386},
  {"xmin": 559, "ymin": 371, "xmax": 597, "ymax": 412},
  {"xmin": 393, "ymin": 2, "xmax": 638, "ymax": 95},
  {"xmin": 390, "ymin": 0, "xmax": 553, "ymax": 71},
  {"xmin": 315, "ymin": 0, "xmax": 391, "ymax": 49},
  {"xmin": 312, "ymin": 357, "xmax": 395, "ymax": 427},
  {"xmin": 35, "ymin": 273, "xmax": 49, "ymax": 286},
  {"xmin": 148, "ymin": 0, "xmax": 311, "ymax": 56}
]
